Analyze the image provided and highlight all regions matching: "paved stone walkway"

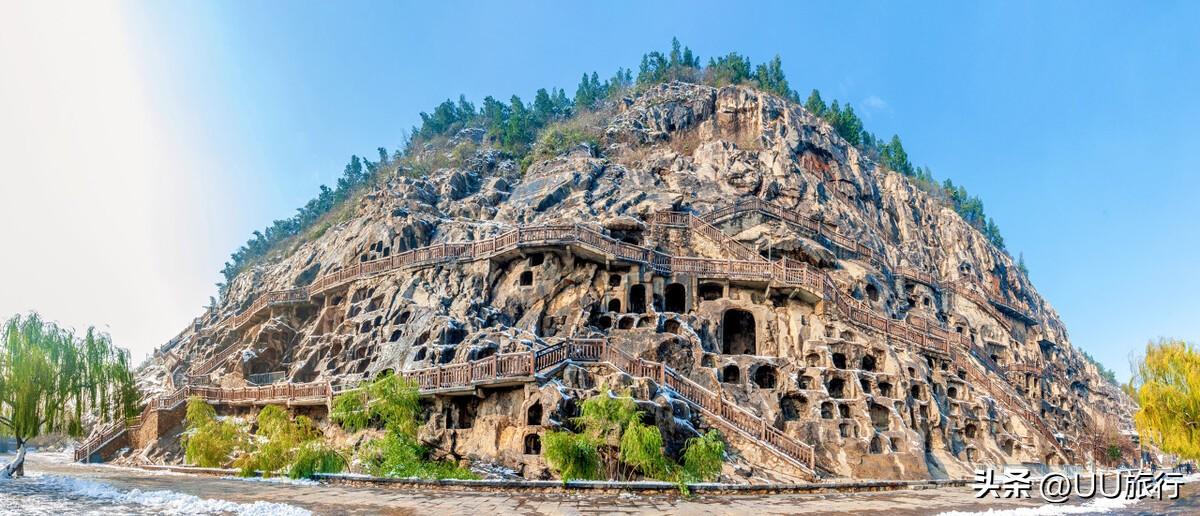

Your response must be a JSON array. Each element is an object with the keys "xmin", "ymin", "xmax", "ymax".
[{"xmin": 19, "ymin": 454, "xmax": 1199, "ymax": 515}]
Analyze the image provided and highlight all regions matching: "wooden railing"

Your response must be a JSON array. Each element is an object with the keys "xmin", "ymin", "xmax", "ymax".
[
  {"xmin": 73, "ymin": 415, "xmax": 140, "ymax": 462},
  {"xmin": 168, "ymin": 198, "xmax": 1063, "ymax": 468},
  {"xmin": 395, "ymin": 338, "xmax": 817, "ymax": 477},
  {"xmin": 188, "ymin": 341, "xmax": 244, "ymax": 378},
  {"xmin": 701, "ymin": 197, "xmax": 885, "ymax": 269},
  {"xmin": 201, "ymin": 223, "xmax": 825, "ymax": 341}
]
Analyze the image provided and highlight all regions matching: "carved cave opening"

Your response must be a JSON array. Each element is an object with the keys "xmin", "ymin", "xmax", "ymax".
[
  {"xmin": 527, "ymin": 402, "xmax": 542, "ymax": 426},
  {"xmin": 629, "ymin": 284, "xmax": 647, "ymax": 313},
  {"xmin": 524, "ymin": 433, "xmax": 541, "ymax": 455},
  {"xmin": 664, "ymin": 283, "xmax": 686, "ymax": 313},
  {"xmin": 698, "ymin": 282, "xmax": 723, "ymax": 301},
  {"xmin": 753, "ymin": 365, "xmax": 777, "ymax": 389},
  {"xmin": 721, "ymin": 309, "xmax": 756, "ymax": 355},
  {"xmin": 721, "ymin": 364, "xmax": 740, "ymax": 383}
]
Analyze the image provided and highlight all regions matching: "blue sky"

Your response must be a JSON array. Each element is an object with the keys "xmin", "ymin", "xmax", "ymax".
[{"xmin": 2, "ymin": 1, "xmax": 1196, "ymax": 379}]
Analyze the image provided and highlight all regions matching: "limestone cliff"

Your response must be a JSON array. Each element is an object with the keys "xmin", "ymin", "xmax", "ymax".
[{"xmin": 141, "ymin": 82, "xmax": 1135, "ymax": 481}]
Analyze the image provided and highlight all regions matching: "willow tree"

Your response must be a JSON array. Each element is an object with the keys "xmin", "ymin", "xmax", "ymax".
[
  {"xmin": 1, "ymin": 313, "xmax": 138, "ymax": 477},
  {"xmin": 1129, "ymin": 338, "xmax": 1200, "ymax": 460}
]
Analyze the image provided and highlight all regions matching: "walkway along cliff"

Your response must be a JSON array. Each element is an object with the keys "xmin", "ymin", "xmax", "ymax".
[{"xmin": 111, "ymin": 82, "xmax": 1133, "ymax": 482}]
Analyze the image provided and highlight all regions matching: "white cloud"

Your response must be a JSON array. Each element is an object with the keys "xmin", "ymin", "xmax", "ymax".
[{"xmin": 861, "ymin": 95, "xmax": 889, "ymax": 113}]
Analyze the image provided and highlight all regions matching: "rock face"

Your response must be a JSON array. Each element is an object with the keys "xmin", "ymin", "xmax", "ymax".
[{"xmin": 145, "ymin": 82, "xmax": 1134, "ymax": 481}]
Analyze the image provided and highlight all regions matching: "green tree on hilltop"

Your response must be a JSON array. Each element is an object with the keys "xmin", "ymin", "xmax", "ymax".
[
  {"xmin": 707, "ymin": 52, "xmax": 753, "ymax": 87},
  {"xmin": 804, "ymin": 89, "xmax": 828, "ymax": 116}
]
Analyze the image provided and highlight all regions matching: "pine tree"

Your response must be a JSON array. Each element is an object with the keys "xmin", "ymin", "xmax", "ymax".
[{"xmin": 804, "ymin": 89, "xmax": 827, "ymax": 117}]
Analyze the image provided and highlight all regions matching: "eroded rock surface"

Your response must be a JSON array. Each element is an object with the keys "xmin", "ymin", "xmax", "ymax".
[{"xmin": 144, "ymin": 82, "xmax": 1134, "ymax": 482}]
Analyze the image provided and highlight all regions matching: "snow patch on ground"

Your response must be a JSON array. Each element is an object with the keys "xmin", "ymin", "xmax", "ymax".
[
  {"xmin": 936, "ymin": 472, "xmax": 1200, "ymax": 516},
  {"xmin": 219, "ymin": 475, "xmax": 320, "ymax": 486},
  {"xmin": 33, "ymin": 474, "xmax": 312, "ymax": 515},
  {"xmin": 935, "ymin": 496, "xmax": 1138, "ymax": 516}
]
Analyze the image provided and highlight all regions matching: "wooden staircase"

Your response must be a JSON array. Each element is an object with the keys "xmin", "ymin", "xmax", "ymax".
[{"xmin": 152, "ymin": 197, "xmax": 1068, "ymax": 470}]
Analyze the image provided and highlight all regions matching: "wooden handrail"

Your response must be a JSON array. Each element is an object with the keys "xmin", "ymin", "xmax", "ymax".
[{"xmin": 167, "ymin": 198, "xmax": 1062, "ymax": 469}]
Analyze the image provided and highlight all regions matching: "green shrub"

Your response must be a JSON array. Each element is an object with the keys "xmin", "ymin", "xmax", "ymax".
[
  {"xmin": 232, "ymin": 404, "xmax": 342, "ymax": 478},
  {"xmin": 367, "ymin": 374, "xmax": 421, "ymax": 438},
  {"xmin": 348, "ymin": 374, "xmax": 478, "ymax": 480},
  {"xmin": 289, "ymin": 441, "xmax": 347, "ymax": 479},
  {"xmin": 543, "ymin": 388, "xmax": 728, "ymax": 487},
  {"xmin": 359, "ymin": 430, "xmax": 476, "ymax": 479},
  {"xmin": 618, "ymin": 420, "xmax": 672, "ymax": 480},
  {"xmin": 543, "ymin": 430, "xmax": 602, "ymax": 481},
  {"xmin": 182, "ymin": 397, "xmax": 247, "ymax": 468},
  {"xmin": 680, "ymin": 430, "xmax": 725, "ymax": 482},
  {"xmin": 330, "ymin": 389, "xmax": 370, "ymax": 432}
]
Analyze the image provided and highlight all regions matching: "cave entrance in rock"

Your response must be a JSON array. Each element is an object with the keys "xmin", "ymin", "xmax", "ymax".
[
  {"xmin": 828, "ymin": 377, "xmax": 846, "ymax": 398},
  {"xmin": 524, "ymin": 434, "xmax": 541, "ymax": 455},
  {"xmin": 753, "ymin": 365, "xmax": 777, "ymax": 389},
  {"xmin": 832, "ymin": 352, "xmax": 847, "ymax": 369},
  {"xmin": 721, "ymin": 309, "xmax": 756, "ymax": 355},
  {"xmin": 519, "ymin": 271, "xmax": 533, "ymax": 286},
  {"xmin": 869, "ymin": 436, "xmax": 883, "ymax": 454},
  {"xmin": 527, "ymin": 402, "xmax": 542, "ymax": 426},
  {"xmin": 781, "ymin": 394, "xmax": 807, "ymax": 420},
  {"xmin": 870, "ymin": 403, "xmax": 890, "ymax": 430},
  {"xmin": 629, "ymin": 284, "xmax": 647, "ymax": 313},
  {"xmin": 861, "ymin": 355, "xmax": 877, "ymax": 372},
  {"xmin": 721, "ymin": 364, "xmax": 740, "ymax": 383},
  {"xmin": 664, "ymin": 283, "xmax": 686, "ymax": 313},
  {"xmin": 865, "ymin": 284, "xmax": 879, "ymax": 302},
  {"xmin": 607, "ymin": 299, "xmax": 621, "ymax": 313},
  {"xmin": 698, "ymin": 282, "xmax": 723, "ymax": 301},
  {"xmin": 447, "ymin": 398, "xmax": 476, "ymax": 429}
]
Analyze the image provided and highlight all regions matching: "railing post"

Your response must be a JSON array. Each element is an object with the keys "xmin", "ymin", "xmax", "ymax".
[{"xmin": 493, "ymin": 354, "xmax": 499, "ymax": 379}]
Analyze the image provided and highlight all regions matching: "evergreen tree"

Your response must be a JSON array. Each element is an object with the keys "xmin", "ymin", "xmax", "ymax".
[
  {"xmin": 830, "ymin": 103, "xmax": 863, "ymax": 146},
  {"xmin": 804, "ymin": 89, "xmax": 827, "ymax": 117},
  {"xmin": 754, "ymin": 55, "xmax": 794, "ymax": 100},
  {"xmin": 881, "ymin": 135, "xmax": 914, "ymax": 176},
  {"xmin": 707, "ymin": 53, "xmax": 752, "ymax": 86}
]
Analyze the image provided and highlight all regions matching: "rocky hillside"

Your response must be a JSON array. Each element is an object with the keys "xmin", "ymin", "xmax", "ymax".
[{"xmin": 142, "ymin": 81, "xmax": 1134, "ymax": 481}]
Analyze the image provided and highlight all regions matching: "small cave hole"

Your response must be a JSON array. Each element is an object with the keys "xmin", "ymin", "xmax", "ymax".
[
  {"xmin": 524, "ymin": 434, "xmax": 541, "ymax": 455},
  {"xmin": 861, "ymin": 355, "xmax": 877, "ymax": 372},
  {"xmin": 527, "ymin": 402, "xmax": 542, "ymax": 426},
  {"xmin": 828, "ymin": 377, "xmax": 846, "ymax": 398},
  {"xmin": 753, "ymin": 365, "xmax": 777, "ymax": 389},
  {"xmin": 519, "ymin": 271, "xmax": 533, "ymax": 286},
  {"xmin": 865, "ymin": 284, "xmax": 879, "ymax": 302},
  {"xmin": 698, "ymin": 282, "xmax": 724, "ymax": 301},
  {"xmin": 832, "ymin": 352, "xmax": 847, "ymax": 369},
  {"xmin": 721, "ymin": 364, "xmax": 740, "ymax": 384}
]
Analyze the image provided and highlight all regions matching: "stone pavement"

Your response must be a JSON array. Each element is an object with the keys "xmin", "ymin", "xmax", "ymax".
[{"xmin": 20, "ymin": 454, "xmax": 1198, "ymax": 515}]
